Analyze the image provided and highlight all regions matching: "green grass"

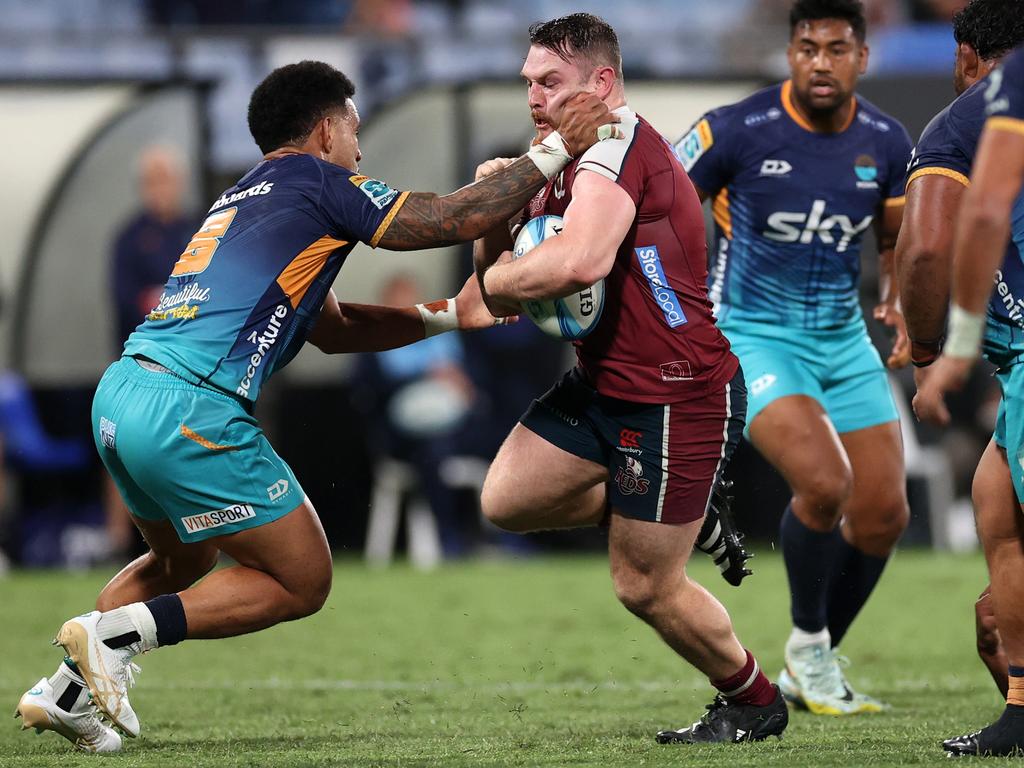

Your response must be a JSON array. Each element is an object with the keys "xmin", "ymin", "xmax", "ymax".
[{"xmin": 0, "ymin": 549, "xmax": 1009, "ymax": 766}]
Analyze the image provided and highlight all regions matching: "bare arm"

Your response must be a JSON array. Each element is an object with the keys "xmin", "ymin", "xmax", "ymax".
[
  {"xmin": 482, "ymin": 170, "xmax": 636, "ymax": 302},
  {"xmin": 375, "ymin": 93, "xmax": 618, "ymax": 251},
  {"xmin": 307, "ymin": 278, "xmax": 512, "ymax": 354},
  {"xmin": 895, "ymin": 174, "xmax": 967, "ymax": 363},
  {"xmin": 873, "ymin": 198, "xmax": 910, "ymax": 368}
]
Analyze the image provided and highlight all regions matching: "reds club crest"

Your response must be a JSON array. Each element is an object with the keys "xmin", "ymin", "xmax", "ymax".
[{"xmin": 615, "ymin": 456, "xmax": 650, "ymax": 496}]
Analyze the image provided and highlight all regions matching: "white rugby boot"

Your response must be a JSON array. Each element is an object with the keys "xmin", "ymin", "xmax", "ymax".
[
  {"xmin": 780, "ymin": 640, "xmax": 884, "ymax": 715},
  {"xmin": 14, "ymin": 668, "xmax": 122, "ymax": 753},
  {"xmin": 55, "ymin": 610, "xmax": 141, "ymax": 737}
]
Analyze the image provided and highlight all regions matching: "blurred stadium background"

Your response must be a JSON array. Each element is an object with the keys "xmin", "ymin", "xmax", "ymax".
[{"xmin": 0, "ymin": 0, "xmax": 991, "ymax": 572}]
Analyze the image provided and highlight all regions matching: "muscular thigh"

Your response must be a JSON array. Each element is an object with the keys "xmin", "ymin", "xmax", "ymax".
[
  {"xmin": 486, "ymin": 423, "xmax": 608, "ymax": 514},
  {"xmin": 838, "ymin": 419, "xmax": 906, "ymax": 511}
]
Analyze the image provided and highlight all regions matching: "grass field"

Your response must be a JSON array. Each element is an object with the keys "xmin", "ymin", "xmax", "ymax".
[{"xmin": 0, "ymin": 549, "xmax": 1011, "ymax": 767}]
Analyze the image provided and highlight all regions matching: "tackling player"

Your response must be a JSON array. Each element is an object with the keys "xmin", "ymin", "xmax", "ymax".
[
  {"xmin": 13, "ymin": 60, "xmax": 617, "ymax": 751},
  {"xmin": 895, "ymin": 0, "xmax": 1024, "ymax": 701},
  {"xmin": 476, "ymin": 14, "xmax": 788, "ymax": 744},
  {"xmin": 675, "ymin": 0, "xmax": 913, "ymax": 714},
  {"xmin": 914, "ymin": 44, "xmax": 1024, "ymax": 757}
]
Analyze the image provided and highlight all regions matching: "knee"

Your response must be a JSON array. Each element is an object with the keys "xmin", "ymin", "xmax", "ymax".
[
  {"xmin": 287, "ymin": 558, "xmax": 333, "ymax": 620},
  {"xmin": 612, "ymin": 568, "xmax": 664, "ymax": 623},
  {"xmin": 481, "ymin": 477, "xmax": 528, "ymax": 533},
  {"xmin": 795, "ymin": 469, "xmax": 853, "ymax": 527},
  {"xmin": 843, "ymin": 496, "xmax": 909, "ymax": 554}
]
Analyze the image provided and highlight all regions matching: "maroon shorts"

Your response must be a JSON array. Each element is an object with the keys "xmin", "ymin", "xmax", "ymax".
[{"xmin": 519, "ymin": 367, "xmax": 746, "ymax": 524}]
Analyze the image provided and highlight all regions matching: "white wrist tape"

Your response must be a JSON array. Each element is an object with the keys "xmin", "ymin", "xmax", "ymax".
[
  {"xmin": 944, "ymin": 304, "xmax": 985, "ymax": 359},
  {"xmin": 416, "ymin": 298, "xmax": 458, "ymax": 338},
  {"xmin": 526, "ymin": 131, "xmax": 572, "ymax": 180}
]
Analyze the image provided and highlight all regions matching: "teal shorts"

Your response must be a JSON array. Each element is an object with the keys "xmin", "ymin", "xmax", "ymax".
[
  {"xmin": 718, "ymin": 318, "xmax": 898, "ymax": 435},
  {"xmin": 92, "ymin": 357, "xmax": 303, "ymax": 543},
  {"xmin": 993, "ymin": 364, "xmax": 1024, "ymax": 504}
]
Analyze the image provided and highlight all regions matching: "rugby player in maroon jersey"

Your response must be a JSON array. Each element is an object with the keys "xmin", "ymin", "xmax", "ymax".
[{"xmin": 474, "ymin": 13, "xmax": 787, "ymax": 745}]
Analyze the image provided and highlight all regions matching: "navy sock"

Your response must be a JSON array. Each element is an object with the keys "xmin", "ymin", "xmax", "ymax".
[
  {"xmin": 144, "ymin": 594, "xmax": 188, "ymax": 647},
  {"xmin": 780, "ymin": 505, "xmax": 840, "ymax": 633},
  {"xmin": 826, "ymin": 535, "xmax": 889, "ymax": 647}
]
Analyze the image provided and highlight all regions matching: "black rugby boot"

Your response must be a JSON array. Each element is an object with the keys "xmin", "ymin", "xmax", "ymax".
[
  {"xmin": 695, "ymin": 479, "xmax": 753, "ymax": 586},
  {"xmin": 656, "ymin": 685, "xmax": 788, "ymax": 744},
  {"xmin": 944, "ymin": 706, "xmax": 1024, "ymax": 757}
]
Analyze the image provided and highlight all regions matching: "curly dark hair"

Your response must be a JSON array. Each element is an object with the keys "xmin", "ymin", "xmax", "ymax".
[
  {"xmin": 953, "ymin": 0, "xmax": 1024, "ymax": 61},
  {"xmin": 247, "ymin": 61, "xmax": 356, "ymax": 154},
  {"xmin": 528, "ymin": 13, "xmax": 622, "ymax": 79},
  {"xmin": 789, "ymin": 0, "xmax": 866, "ymax": 42}
]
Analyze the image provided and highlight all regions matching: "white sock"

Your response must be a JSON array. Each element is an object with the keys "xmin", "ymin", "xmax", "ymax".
[
  {"xmin": 48, "ymin": 658, "xmax": 88, "ymax": 712},
  {"xmin": 787, "ymin": 627, "xmax": 830, "ymax": 651},
  {"xmin": 97, "ymin": 602, "xmax": 159, "ymax": 653}
]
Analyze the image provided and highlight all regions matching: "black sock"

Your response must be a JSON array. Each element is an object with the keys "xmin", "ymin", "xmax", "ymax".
[
  {"xmin": 826, "ymin": 536, "xmax": 889, "ymax": 647},
  {"xmin": 145, "ymin": 594, "xmax": 188, "ymax": 647},
  {"xmin": 780, "ymin": 505, "xmax": 839, "ymax": 633}
]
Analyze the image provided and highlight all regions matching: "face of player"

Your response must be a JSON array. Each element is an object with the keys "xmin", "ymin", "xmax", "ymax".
[
  {"xmin": 325, "ymin": 98, "xmax": 362, "ymax": 172},
  {"xmin": 787, "ymin": 19, "xmax": 868, "ymax": 116},
  {"xmin": 522, "ymin": 44, "xmax": 594, "ymax": 140}
]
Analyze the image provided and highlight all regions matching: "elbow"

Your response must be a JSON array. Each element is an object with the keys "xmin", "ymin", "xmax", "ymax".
[{"xmin": 561, "ymin": 253, "xmax": 610, "ymax": 292}]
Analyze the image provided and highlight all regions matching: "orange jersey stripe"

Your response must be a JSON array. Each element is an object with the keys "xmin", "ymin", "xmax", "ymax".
[{"xmin": 276, "ymin": 235, "xmax": 348, "ymax": 309}]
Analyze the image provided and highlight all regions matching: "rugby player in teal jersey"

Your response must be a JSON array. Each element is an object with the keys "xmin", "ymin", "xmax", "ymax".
[
  {"xmin": 12, "ymin": 61, "xmax": 617, "ymax": 752},
  {"xmin": 915, "ymin": 43, "xmax": 1024, "ymax": 757},
  {"xmin": 896, "ymin": 0, "xmax": 1024, "ymax": 703},
  {"xmin": 674, "ymin": 0, "xmax": 912, "ymax": 715}
]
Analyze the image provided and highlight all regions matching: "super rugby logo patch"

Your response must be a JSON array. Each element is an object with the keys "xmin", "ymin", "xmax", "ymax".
[
  {"xmin": 182, "ymin": 504, "xmax": 256, "ymax": 534},
  {"xmin": 349, "ymin": 175, "xmax": 400, "ymax": 209}
]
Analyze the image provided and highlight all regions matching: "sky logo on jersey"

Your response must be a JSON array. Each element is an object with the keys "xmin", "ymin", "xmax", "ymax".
[
  {"xmin": 182, "ymin": 504, "xmax": 256, "ymax": 534},
  {"xmin": 350, "ymin": 175, "xmax": 400, "ymax": 209},
  {"xmin": 764, "ymin": 200, "xmax": 873, "ymax": 254},
  {"xmin": 635, "ymin": 246, "xmax": 687, "ymax": 328}
]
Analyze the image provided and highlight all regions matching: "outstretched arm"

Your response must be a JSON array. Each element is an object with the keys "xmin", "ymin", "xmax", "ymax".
[
  {"xmin": 307, "ymin": 277, "xmax": 513, "ymax": 354},
  {"xmin": 375, "ymin": 93, "xmax": 619, "ymax": 251}
]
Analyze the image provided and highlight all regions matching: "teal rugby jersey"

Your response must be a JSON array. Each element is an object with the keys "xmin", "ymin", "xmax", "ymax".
[
  {"xmin": 909, "ymin": 62, "xmax": 1024, "ymax": 367},
  {"xmin": 982, "ymin": 45, "xmax": 1024, "ymax": 366},
  {"xmin": 124, "ymin": 153, "xmax": 408, "ymax": 402},
  {"xmin": 675, "ymin": 81, "xmax": 912, "ymax": 330}
]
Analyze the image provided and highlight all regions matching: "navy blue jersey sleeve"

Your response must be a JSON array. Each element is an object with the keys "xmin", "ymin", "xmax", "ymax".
[
  {"xmin": 318, "ymin": 162, "xmax": 409, "ymax": 247},
  {"xmin": 883, "ymin": 122, "xmax": 914, "ymax": 200},
  {"xmin": 986, "ymin": 46, "xmax": 1024, "ymax": 125},
  {"xmin": 673, "ymin": 107, "xmax": 735, "ymax": 196}
]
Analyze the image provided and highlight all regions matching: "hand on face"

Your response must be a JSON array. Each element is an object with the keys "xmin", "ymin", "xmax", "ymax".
[{"xmin": 554, "ymin": 92, "xmax": 622, "ymax": 157}]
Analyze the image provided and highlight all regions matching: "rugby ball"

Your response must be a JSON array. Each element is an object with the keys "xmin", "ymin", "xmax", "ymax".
[{"xmin": 511, "ymin": 215, "xmax": 605, "ymax": 340}]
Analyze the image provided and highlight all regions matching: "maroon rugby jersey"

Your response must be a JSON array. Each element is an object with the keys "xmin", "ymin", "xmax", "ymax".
[{"xmin": 526, "ymin": 107, "xmax": 738, "ymax": 403}]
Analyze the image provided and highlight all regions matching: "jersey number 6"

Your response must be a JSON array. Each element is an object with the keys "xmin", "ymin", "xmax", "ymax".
[{"xmin": 171, "ymin": 207, "xmax": 238, "ymax": 277}]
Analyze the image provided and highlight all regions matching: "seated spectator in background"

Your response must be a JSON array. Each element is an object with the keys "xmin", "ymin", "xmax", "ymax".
[
  {"xmin": 351, "ymin": 273, "xmax": 477, "ymax": 558},
  {"xmin": 106, "ymin": 146, "xmax": 195, "ymax": 557}
]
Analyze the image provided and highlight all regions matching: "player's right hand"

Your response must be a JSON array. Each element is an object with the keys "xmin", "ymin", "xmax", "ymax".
[
  {"xmin": 556, "ymin": 93, "xmax": 622, "ymax": 157},
  {"xmin": 475, "ymin": 158, "xmax": 517, "ymax": 182},
  {"xmin": 912, "ymin": 353, "xmax": 972, "ymax": 426}
]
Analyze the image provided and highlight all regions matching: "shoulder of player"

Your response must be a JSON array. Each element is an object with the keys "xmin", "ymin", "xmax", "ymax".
[
  {"xmin": 703, "ymin": 83, "xmax": 784, "ymax": 134},
  {"xmin": 1003, "ymin": 45, "xmax": 1024, "ymax": 78},
  {"xmin": 852, "ymin": 95, "xmax": 909, "ymax": 141},
  {"xmin": 576, "ymin": 108, "xmax": 642, "ymax": 178}
]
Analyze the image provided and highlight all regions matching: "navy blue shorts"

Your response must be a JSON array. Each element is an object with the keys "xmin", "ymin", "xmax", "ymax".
[{"xmin": 519, "ymin": 368, "xmax": 746, "ymax": 524}]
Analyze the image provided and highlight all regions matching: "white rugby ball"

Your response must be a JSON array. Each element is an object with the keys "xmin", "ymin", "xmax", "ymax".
[{"xmin": 511, "ymin": 215, "xmax": 605, "ymax": 340}]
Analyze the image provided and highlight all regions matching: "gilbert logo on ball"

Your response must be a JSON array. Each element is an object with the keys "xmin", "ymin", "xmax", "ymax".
[{"xmin": 511, "ymin": 215, "xmax": 605, "ymax": 340}]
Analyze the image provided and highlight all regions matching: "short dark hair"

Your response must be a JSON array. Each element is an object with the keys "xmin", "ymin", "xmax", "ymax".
[
  {"xmin": 790, "ymin": 0, "xmax": 867, "ymax": 42},
  {"xmin": 528, "ymin": 13, "xmax": 622, "ymax": 79},
  {"xmin": 247, "ymin": 61, "xmax": 356, "ymax": 154},
  {"xmin": 953, "ymin": 0, "xmax": 1024, "ymax": 61}
]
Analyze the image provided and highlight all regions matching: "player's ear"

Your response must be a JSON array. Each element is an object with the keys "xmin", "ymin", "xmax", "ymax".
[
  {"xmin": 960, "ymin": 43, "xmax": 981, "ymax": 81},
  {"xmin": 592, "ymin": 65, "xmax": 617, "ymax": 99},
  {"xmin": 858, "ymin": 43, "xmax": 870, "ymax": 75},
  {"xmin": 318, "ymin": 115, "xmax": 333, "ymax": 156}
]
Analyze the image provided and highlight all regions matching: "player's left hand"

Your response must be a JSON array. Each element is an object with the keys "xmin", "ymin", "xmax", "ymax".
[
  {"xmin": 874, "ymin": 302, "xmax": 911, "ymax": 369},
  {"xmin": 912, "ymin": 353, "xmax": 973, "ymax": 426},
  {"xmin": 455, "ymin": 273, "xmax": 518, "ymax": 331}
]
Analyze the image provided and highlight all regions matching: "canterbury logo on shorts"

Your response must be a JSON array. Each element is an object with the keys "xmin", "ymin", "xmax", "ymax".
[{"xmin": 182, "ymin": 504, "xmax": 256, "ymax": 533}]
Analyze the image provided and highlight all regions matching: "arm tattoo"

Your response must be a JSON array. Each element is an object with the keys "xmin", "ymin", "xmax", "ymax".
[{"xmin": 376, "ymin": 157, "xmax": 547, "ymax": 251}]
